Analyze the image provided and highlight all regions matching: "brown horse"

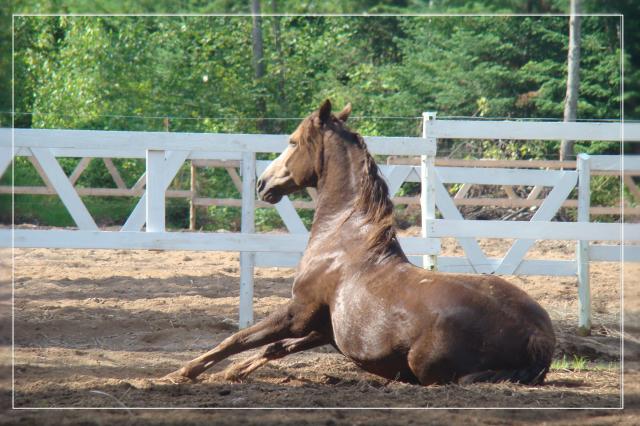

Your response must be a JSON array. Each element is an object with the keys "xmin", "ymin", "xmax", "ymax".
[{"xmin": 165, "ymin": 100, "xmax": 555, "ymax": 386}]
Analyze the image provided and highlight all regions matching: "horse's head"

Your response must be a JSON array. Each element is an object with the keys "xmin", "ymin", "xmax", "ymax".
[{"xmin": 257, "ymin": 100, "xmax": 352, "ymax": 203}]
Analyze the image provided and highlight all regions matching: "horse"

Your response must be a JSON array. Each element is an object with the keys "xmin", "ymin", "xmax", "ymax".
[{"xmin": 165, "ymin": 100, "xmax": 555, "ymax": 386}]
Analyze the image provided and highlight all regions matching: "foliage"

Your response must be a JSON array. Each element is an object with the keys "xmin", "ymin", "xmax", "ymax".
[{"xmin": 1, "ymin": 0, "xmax": 635, "ymax": 229}]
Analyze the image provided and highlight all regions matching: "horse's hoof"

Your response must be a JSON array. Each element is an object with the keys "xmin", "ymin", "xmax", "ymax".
[
  {"xmin": 160, "ymin": 369, "xmax": 196, "ymax": 384},
  {"xmin": 223, "ymin": 368, "xmax": 245, "ymax": 383},
  {"xmin": 222, "ymin": 362, "xmax": 258, "ymax": 382}
]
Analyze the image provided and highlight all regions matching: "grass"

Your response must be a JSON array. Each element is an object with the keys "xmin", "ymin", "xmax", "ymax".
[
  {"xmin": 552, "ymin": 355, "xmax": 588, "ymax": 371},
  {"xmin": 551, "ymin": 355, "xmax": 616, "ymax": 372},
  {"xmin": 2, "ymin": 194, "xmax": 141, "ymax": 228}
]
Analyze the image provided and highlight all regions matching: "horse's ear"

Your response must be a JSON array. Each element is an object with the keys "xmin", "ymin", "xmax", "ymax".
[
  {"xmin": 318, "ymin": 99, "xmax": 332, "ymax": 125},
  {"xmin": 336, "ymin": 103, "xmax": 352, "ymax": 122}
]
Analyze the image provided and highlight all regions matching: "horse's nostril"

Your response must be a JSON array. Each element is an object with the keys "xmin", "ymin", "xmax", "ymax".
[{"xmin": 257, "ymin": 178, "xmax": 266, "ymax": 193}]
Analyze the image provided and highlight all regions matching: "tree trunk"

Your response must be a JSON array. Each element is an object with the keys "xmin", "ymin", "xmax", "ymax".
[
  {"xmin": 271, "ymin": 0, "xmax": 287, "ymax": 132},
  {"xmin": 561, "ymin": 0, "xmax": 581, "ymax": 161},
  {"xmin": 251, "ymin": 0, "xmax": 267, "ymax": 132}
]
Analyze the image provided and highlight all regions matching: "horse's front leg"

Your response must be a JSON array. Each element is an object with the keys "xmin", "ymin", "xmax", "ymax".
[
  {"xmin": 223, "ymin": 331, "xmax": 328, "ymax": 382},
  {"xmin": 164, "ymin": 302, "xmax": 314, "ymax": 381}
]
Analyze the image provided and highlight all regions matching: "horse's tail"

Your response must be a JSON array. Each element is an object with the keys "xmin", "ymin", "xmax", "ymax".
[{"xmin": 459, "ymin": 330, "xmax": 555, "ymax": 386}]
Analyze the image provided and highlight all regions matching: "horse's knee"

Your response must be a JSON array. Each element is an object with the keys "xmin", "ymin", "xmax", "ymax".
[
  {"xmin": 245, "ymin": 301, "xmax": 324, "ymax": 342},
  {"xmin": 285, "ymin": 302, "xmax": 325, "ymax": 337},
  {"xmin": 263, "ymin": 341, "xmax": 287, "ymax": 358}
]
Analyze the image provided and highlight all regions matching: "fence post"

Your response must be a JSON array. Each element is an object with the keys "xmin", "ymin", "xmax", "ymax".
[
  {"xmin": 146, "ymin": 149, "xmax": 165, "ymax": 232},
  {"xmin": 239, "ymin": 151, "xmax": 256, "ymax": 329},
  {"xmin": 422, "ymin": 112, "xmax": 438, "ymax": 270},
  {"xmin": 577, "ymin": 153, "xmax": 591, "ymax": 335},
  {"xmin": 189, "ymin": 161, "xmax": 197, "ymax": 231}
]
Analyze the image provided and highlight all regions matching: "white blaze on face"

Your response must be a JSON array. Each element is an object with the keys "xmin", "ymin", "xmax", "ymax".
[
  {"xmin": 260, "ymin": 144, "xmax": 293, "ymax": 188},
  {"xmin": 260, "ymin": 126, "xmax": 304, "ymax": 189}
]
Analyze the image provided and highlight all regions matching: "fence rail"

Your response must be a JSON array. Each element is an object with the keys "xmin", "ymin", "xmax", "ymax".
[
  {"xmin": 4, "ymin": 154, "xmax": 638, "ymax": 217},
  {"xmin": 1, "ymin": 116, "xmax": 639, "ymax": 333},
  {"xmin": 426, "ymin": 119, "xmax": 626, "ymax": 141}
]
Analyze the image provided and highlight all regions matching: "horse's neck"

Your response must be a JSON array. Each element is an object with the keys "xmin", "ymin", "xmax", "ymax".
[
  {"xmin": 311, "ymin": 142, "xmax": 362, "ymax": 233},
  {"xmin": 297, "ymin": 137, "xmax": 406, "ymax": 291},
  {"xmin": 309, "ymin": 141, "xmax": 400, "ymax": 259}
]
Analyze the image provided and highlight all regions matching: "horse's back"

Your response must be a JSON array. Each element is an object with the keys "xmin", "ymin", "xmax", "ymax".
[{"xmin": 423, "ymin": 271, "xmax": 553, "ymax": 336}]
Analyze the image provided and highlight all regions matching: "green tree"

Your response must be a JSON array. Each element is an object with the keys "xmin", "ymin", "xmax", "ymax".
[{"xmin": 4, "ymin": 6, "xmax": 631, "ymax": 228}]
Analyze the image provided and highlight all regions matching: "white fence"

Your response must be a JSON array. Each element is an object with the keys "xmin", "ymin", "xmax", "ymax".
[
  {"xmin": 1, "ymin": 117, "xmax": 639, "ymax": 333},
  {"xmin": 419, "ymin": 118, "xmax": 640, "ymax": 334}
]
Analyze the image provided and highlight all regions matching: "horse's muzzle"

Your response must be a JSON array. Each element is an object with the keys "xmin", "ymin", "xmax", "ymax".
[
  {"xmin": 259, "ymin": 190, "xmax": 283, "ymax": 204},
  {"xmin": 257, "ymin": 178, "xmax": 284, "ymax": 204}
]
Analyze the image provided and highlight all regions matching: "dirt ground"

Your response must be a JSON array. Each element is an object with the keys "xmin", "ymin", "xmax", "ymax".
[{"xmin": 0, "ymin": 232, "xmax": 639, "ymax": 425}]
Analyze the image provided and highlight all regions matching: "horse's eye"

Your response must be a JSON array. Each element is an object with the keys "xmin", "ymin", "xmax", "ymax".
[{"xmin": 289, "ymin": 140, "xmax": 298, "ymax": 147}]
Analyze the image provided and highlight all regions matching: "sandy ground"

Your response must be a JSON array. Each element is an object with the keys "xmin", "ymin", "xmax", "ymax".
[{"xmin": 0, "ymin": 234, "xmax": 639, "ymax": 424}]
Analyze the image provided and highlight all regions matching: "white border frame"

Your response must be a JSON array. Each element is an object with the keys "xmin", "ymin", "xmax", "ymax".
[{"xmin": 9, "ymin": 12, "xmax": 626, "ymax": 411}]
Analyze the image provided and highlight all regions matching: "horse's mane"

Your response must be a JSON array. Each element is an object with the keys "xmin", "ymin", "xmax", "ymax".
[
  {"xmin": 350, "ymin": 130, "xmax": 399, "ymax": 259},
  {"xmin": 301, "ymin": 113, "xmax": 399, "ymax": 259}
]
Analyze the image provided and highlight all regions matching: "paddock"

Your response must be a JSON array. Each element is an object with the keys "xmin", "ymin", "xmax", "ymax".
[
  {"xmin": 4, "ymin": 238, "xmax": 633, "ymax": 410},
  {"xmin": 1, "ymin": 117, "xmax": 639, "ymax": 412}
]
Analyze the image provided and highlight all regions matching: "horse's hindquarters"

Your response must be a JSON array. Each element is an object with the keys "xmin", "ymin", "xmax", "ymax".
[
  {"xmin": 406, "ymin": 274, "xmax": 555, "ymax": 385},
  {"xmin": 330, "ymin": 269, "xmax": 555, "ymax": 386}
]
